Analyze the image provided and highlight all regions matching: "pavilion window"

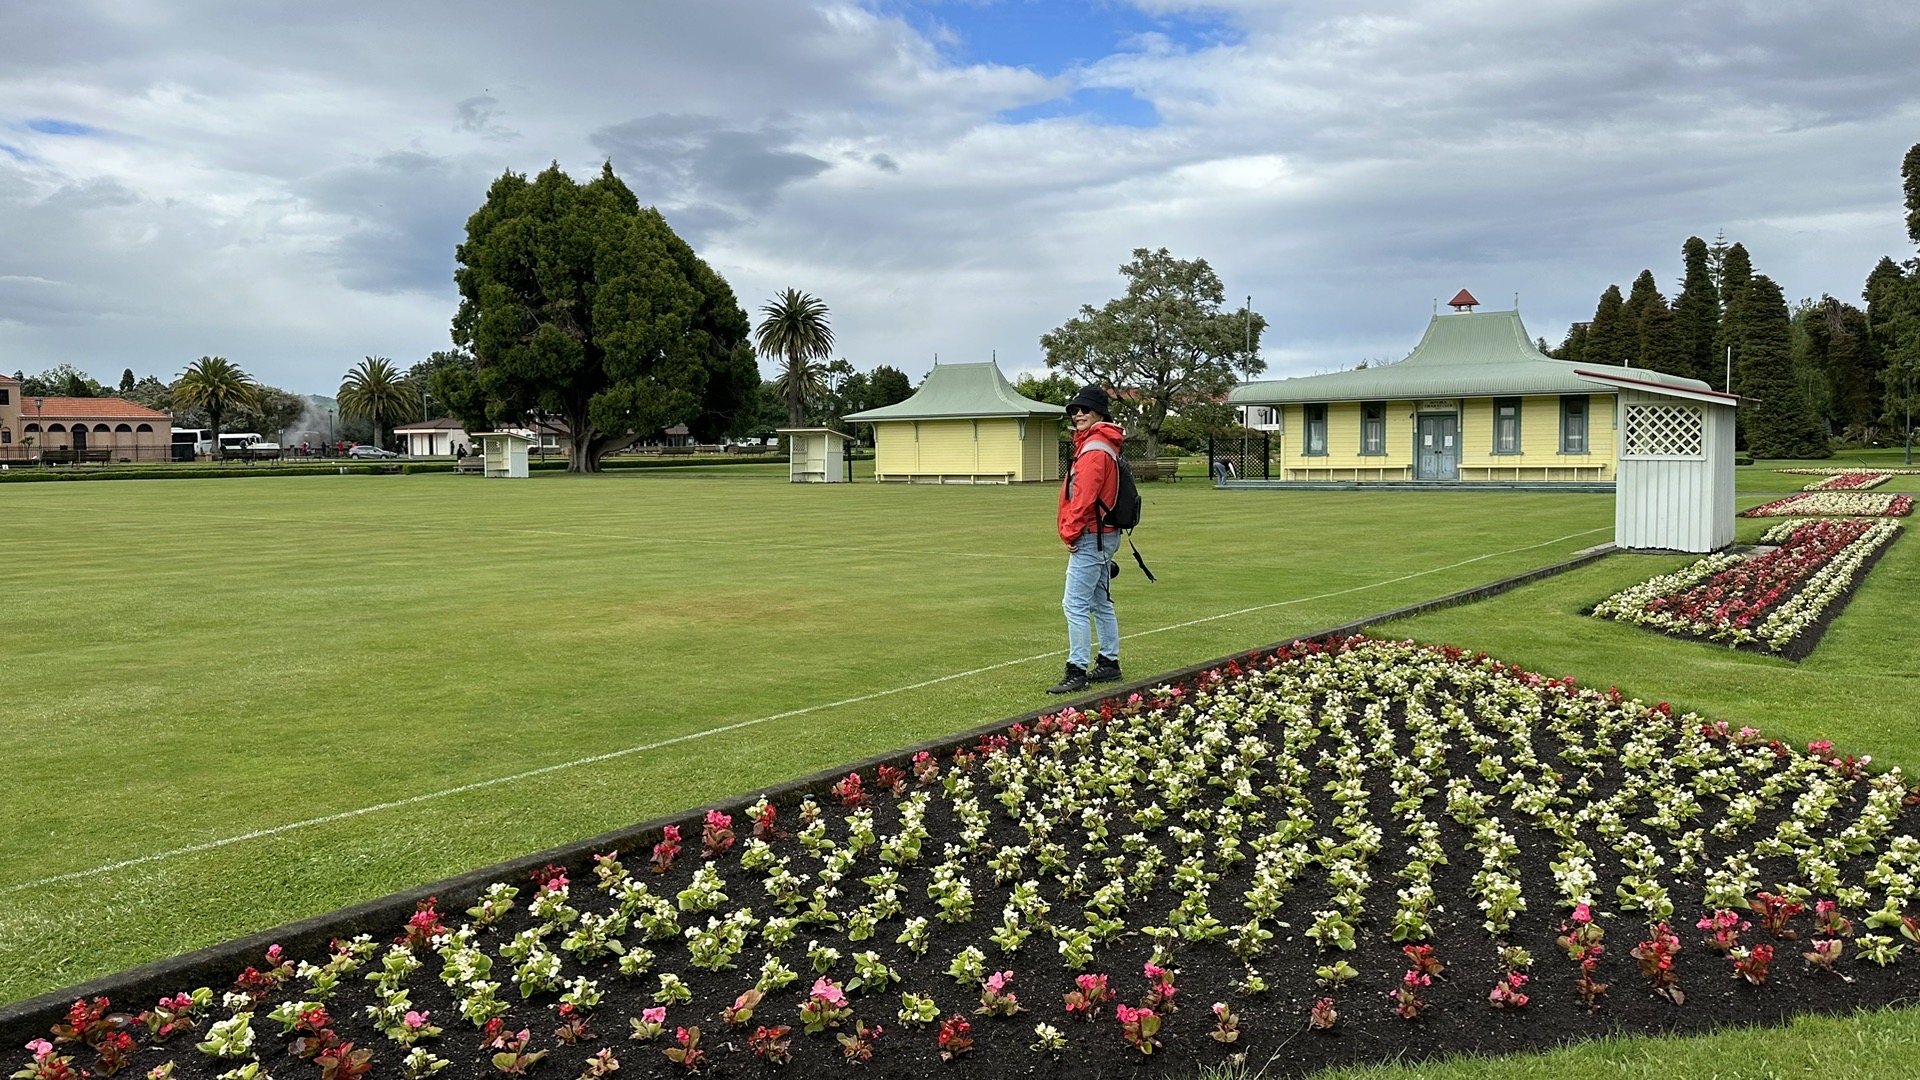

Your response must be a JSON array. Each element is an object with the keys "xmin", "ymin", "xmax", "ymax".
[
  {"xmin": 1, "ymin": 429, "xmax": 9, "ymax": 444},
  {"xmin": 1492, "ymin": 397, "xmax": 1522, "ymax": 454},
  {"xmin": 1303, "ymin": 404, "xmax": 1328, "ymax": 456},
  {"xmin": 1360, "ymin": 402, "xmax": 1386, "ymax": 455},
  {"xmin": 0, "ymin": 388, "xmax": 9, "ymax": 405},
  {"xmin": 1560, "ymin": 395, "xmax": 1590, "ymax": 454}
]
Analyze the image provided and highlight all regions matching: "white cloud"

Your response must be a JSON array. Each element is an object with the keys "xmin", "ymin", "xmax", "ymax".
[{"xmin": 0, "ymin": 0, "xmax": 1916, "ymax": 392}]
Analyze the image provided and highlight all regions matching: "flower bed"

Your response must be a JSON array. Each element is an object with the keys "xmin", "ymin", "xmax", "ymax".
[
  {"xmin": 1739, "ymin": 492, "xmax": 1913, "ymax": 518},
  {"xmin": 1777, "ymin": 468, "xmax": 1920, "ymax": 475},
  {"xmin": 1802, "ymin": 473, "xmax": 1890, "ymax": 492},
  {"xmin": 1591, "ymin": 518, "xmax": 1902, "ymax": 659},
  {"xmin": 14, "ymin": 638, "xmax": 1920, "ymax": 1080}
]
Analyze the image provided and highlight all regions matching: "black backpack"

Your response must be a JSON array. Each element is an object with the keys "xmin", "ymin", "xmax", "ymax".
[{"xmin": 1073, "ymin": 439, "xmax": 1155, "ymax": 582}]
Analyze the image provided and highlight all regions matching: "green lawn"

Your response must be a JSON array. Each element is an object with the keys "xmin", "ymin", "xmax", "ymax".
[
  {"xmin": 0, "ymin": 472, "xmax": 1615, "ymax": 1004},
  {"xmin": 1737, "ymin": 447, "xmax": 1920, "ymax": 493}
]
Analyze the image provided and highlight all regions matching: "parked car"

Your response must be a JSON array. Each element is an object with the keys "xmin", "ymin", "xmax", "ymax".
[{"xmin": 347, "ymin": 445, "xmax": 399, "ymax": 459}]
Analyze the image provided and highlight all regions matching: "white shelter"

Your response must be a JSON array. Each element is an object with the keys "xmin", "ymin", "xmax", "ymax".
[
  {"xmin": 776, "ymin": 427, "xmax": 852, "ymax": 483},
  {"xmin": 1576, "ymin": 370, "xmax": 1741, "ymax": 553},
  {"xmin": 476, "ymin": 431, "xmax": 534, "ymax": 479}
]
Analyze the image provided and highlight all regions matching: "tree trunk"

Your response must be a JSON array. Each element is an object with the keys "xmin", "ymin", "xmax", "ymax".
[
  {"xmin": 210, "ymin": 407, "xmax": 224, "ymax": 461},
  {"xmin": 786, "ymin": 350, "xmax": 805, "ymax": 428},
  {"xmin": 563, "ymin": 403, "xmax": 598, "ymax": 473}
]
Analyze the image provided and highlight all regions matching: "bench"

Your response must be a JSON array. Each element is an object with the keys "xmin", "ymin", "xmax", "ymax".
[
  {"xmin": 1132, "ymin": 459, "xmax": 1179, "ymax": 482},
  {"xmin": 453, "ymin": 457, "xmax": 484, "ymax": 474},
  {"xmin": 39, "ymin": 449, "xmax": 112, "ymax": 465}
]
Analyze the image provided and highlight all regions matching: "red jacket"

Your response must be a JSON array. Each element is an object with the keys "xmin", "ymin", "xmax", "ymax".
[{"xmin": 1058, "ymin": 421, "xmax": 1124, "ymax": 546}]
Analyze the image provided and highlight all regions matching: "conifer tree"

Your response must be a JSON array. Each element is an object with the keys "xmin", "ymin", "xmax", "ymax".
[
  {"xmin": 1714, "ymin": 242, "xmax": 1756, "ymax": 373},
  {"xmin": 1586, "ymin": 285, "xmax": 1627, "ymax": 366},
  {"xmin": 1904, "ymin": 142, "xmax": 1920, "ymax": 247},
  {"xmin": 1805, "ymin": 297, "xmax": 1881, "ymax": 439},
  {"xmin": 1552, "ymin": 322, "xmax": 1589, "ymax": 362},
  {"xmin": 1638, "ymin": 291, "xmax": 1684, "ymax": 376},
  {"xmin": 1737, "ymin": 274, "xmax": 1828, "ymax": 458},
  {"xmin": 1619, "ymin": 270, "xmax": 1658, "ymax": 363},
  {"xmin": 1674, "ymin": 236, "xmax": 1721, "ymax": 384}
]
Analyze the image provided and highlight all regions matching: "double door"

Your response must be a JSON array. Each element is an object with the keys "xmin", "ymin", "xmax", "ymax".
[{"xmin": 1415, "ymin": 413, "xmax": 1458, "ymax": 480}]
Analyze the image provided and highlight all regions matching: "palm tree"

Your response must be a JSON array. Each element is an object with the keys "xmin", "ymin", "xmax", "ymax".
[
  {"xmin": 172, "ymin": 356, "xmax": 257, "ymax": 458},
  {"xmin": 753, "ymin": 289, "xmax": 834, "ymax": 428},
  {"xmin": 337, "ymin": 356, "xmax": 420, "ymax": 451}
]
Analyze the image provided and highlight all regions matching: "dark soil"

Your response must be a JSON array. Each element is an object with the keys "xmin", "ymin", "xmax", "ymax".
[{"xmin": 21, "ymin": 640, "xmax": 1920, "ymax": 1080}]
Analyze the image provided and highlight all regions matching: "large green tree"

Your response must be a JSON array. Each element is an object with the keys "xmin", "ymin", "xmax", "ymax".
[
  {"xmin": 1550, "ymin": 321, "xmax": 1589, "ymax": 363},
  {"xmin": 449, "ymin": 163, "xmax": 758, "ymax": 471},
  {"xmin": 1800, "ymin": 296, "xmax": 1881, "ymax": 441},
  {"xmin": 1674, "ymin": 236, "xmax": 1721, "ymax": 385},
  {"xmin": 1012, "ymin": 371, "xmax": 1080, "ymax": 407},
  {"xmin": 1620, "ymin": 269, "xmax": 1684, "ymax": 374},
  {"xmin": 1736, "ymin": 275, "xmax": 1828, "ymax": 458},
  {"xmin": 1585, "ymin": 284, "xmax": 1627, "ymax": 366},
  {"xmin": 172, "ymin": 356, "xmax": 258, "ymax": 456},
  {"xmin": 1039, "ymin": 248, "xmax": 1265, "ymax": 458},
  {"xmin": 754, "ymin": 289, "xmax": 835, "ymax": 430},
  {"xmin": 338, "ymin": 357, "xmax": 420, "ymax": 450}
]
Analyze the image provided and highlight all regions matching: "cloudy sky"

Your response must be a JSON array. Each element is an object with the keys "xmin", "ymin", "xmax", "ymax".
[{"xmin": 3, "ymin": 0, "xmax": 1918, "ymax": 396}]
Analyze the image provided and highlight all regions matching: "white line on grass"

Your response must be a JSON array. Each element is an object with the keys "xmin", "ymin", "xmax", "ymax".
[{"xmin": 4, "ymin": 526, "xmax": 1606, "ymax": 894}]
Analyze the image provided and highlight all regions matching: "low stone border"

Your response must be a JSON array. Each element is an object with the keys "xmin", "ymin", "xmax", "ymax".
[{"xmin": 0, "ymin": 544, "xmax": 1615, "ymax": 1041}]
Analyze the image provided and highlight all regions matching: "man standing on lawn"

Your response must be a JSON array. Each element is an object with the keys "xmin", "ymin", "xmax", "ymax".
[{"xmin": 1048, "ymin": 385, "xmax": 1125, "ymax": 695}]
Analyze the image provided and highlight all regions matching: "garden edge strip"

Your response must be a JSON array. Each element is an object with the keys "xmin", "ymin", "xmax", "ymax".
[{"xmin": 0, "ymin": 537, "xmax": 1617, "ymax": 1031}]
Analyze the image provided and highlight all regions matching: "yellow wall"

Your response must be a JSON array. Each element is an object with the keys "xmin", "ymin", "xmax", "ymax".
[
  {"xmin": 871, "ymin": 416, "xmax": 1059, "ymax": 482},
  {"xmin": 1271, "ymin": 394, "xmax": 1615, "ymax": 481},
  {"xmin": 1458, "ymin": 395, "xmax": 1614, "ymax": 478}
]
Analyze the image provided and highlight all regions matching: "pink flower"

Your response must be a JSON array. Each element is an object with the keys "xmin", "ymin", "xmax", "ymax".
[
  {"xmin": 26, "ymin": 1040, "xmax": 54, "ymax": 1061},
  {"xmin": 809, "ymin": 978, "xmax": 848, "ymax": 1007},
  {"xmin": 985, "ymin": 971, "xmax": 1013, "ymax": 994},
  {"xmin": 265, "ymin": 944, "xmax": 284, "ymax": 965},
  {"xmin": 1571, "ymin": 903, "xmax": 1592, "ymax": 924},
  {"xmin": 1113, "ymin": 1005, "xmax": 1141, "ymax": 1025},
  {"xmin": 403, "ymin": 1011, "xmax": 430, "ymax": 1030},
  {"xmin": 642, "ymin": 1008, "xmax": 667, "ymax": 1024},
  {"xmin": 705, "ymin": 810, "xmax": 731, "ymax": 828}
]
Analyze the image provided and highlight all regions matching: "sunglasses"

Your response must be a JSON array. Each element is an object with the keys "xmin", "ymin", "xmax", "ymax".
[{"xmin": 1067, "ymin": 405, "xmax": 1093, "ymax": 416}]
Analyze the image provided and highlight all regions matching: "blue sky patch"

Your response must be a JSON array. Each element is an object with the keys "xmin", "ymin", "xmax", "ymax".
[
  {"xmin": 873, "ymin": 0, "xmax": 1238, "ymax": 76},
  {"xmin": 0, "ymin": 142, "xmax": 29, "ymax": 161},
  {"xmin": 999, "ymin": 86, "xmax": 1159, "ymax": 127},
  {"xmin": 27, "ymin": 118, "xmax": 96, "ymax": 136}
]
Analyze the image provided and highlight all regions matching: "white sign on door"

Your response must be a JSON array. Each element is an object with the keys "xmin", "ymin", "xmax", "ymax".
[
  {"xmin": 1423, "ymin": 434, "xmax": 1432, "ymax": 446},
  {"xmin": 1443, "ymin": 436, "xmax": 1453, "ymax": 447}
]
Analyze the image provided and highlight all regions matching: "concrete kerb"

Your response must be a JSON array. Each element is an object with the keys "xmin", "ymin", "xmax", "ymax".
[{"xmin": 0, "ymin": 544, "xmax": 1616, "ymax": 1040}]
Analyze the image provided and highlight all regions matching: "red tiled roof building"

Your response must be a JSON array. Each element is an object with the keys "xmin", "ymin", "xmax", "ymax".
[{"xmin": 0, "ymin": 373, "xmax": 174, "ymax": 463}]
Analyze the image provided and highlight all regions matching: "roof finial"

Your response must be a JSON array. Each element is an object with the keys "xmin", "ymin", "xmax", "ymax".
[{"xmin": 1448, "ymin": 289, "xmax": 1479, "ymax": 312}]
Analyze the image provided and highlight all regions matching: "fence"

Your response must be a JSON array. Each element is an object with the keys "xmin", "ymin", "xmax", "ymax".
[
  {"xmin": 0, "ymin": 445, "xmax": 176, "ymax": 465},
  {"xmin": 1206, "ymin": 432, "xmax": 1272, "ymax": 482}
]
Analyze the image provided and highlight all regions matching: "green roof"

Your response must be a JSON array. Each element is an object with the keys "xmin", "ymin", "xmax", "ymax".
[
  {"xmin": 1229, "ymin": 309, "xmax": 1714, "ymax": 405},
  {"xmin": 843, "ymin": 361, "xmax": 1066, "ymax": 421}
]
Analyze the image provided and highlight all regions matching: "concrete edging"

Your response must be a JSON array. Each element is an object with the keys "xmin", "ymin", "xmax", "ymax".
[{"xmin": 0, "ymin": 543, "xmax": 1615, "ymax": 1042}]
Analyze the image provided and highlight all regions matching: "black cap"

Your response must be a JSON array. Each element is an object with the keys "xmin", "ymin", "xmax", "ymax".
[{"xmin": 1065, "ymin": 385, "xmax": 1111, "ymax": 419}]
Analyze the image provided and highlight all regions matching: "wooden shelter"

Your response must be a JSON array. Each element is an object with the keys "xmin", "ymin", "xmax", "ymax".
[
  {"xmin": 843, "ymin": 361, "xmax": 1065, "ymax": 484},
  {"xmin": 1227, "ymin": 301, "xmax": 1722, "ymax": 486},
  {"xmin": 776, "ymin": 427, "xmax": 852, "ymax": 483}
]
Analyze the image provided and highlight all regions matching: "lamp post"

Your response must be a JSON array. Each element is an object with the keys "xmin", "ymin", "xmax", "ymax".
[
  {"xmin": 34, "ymin": 396, "xmax": 43, "ymax": 464},
  {"xmin": 327, "ymin": 408, "xmax": 334, "ymax": 456},
  {"xmin": 1905, "ymin": 363, "xmax": 1913, "ymax": 467}
]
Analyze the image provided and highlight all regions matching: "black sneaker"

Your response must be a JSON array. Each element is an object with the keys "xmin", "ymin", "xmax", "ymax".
[
  {"xmin": 1087, "ymin": 656, "xmax": 1122, "ymax": 684},
  {"xmin": 1046, "ymin": 664, "xmax": 1089, "ymax": 695}
]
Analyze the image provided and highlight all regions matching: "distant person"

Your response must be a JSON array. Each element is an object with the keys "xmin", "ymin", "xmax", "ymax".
[{"xmin": 1047, "ymin": 385, "xmax": 1124, "ymax": 695}]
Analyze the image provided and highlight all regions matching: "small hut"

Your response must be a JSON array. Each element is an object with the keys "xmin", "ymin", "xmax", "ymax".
[
  {"xmin": 843, "ymin": 361, "xmax": 1065, "ymax": 484},
  {"xmin": 1575, "ymin": 369, "xmax": 1741, "ymax": 553},
  {"xmin": 777, "ymin": 428, "xmax": 852, "ymax": 483},
  {"xmin": 476, "ymin": 432, "xmax": 533, "ymax": 478}
]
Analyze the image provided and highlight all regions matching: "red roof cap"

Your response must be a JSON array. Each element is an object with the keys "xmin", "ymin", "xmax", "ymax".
[{"xmin": 1448, "ymin": 289, "xmax": 1479, "ymax": 310}]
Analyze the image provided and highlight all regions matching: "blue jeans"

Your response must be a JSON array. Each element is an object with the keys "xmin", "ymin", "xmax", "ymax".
[{"xmin": 1062, "ymin": 530, "xmax": 1120, "ymax": 669}]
